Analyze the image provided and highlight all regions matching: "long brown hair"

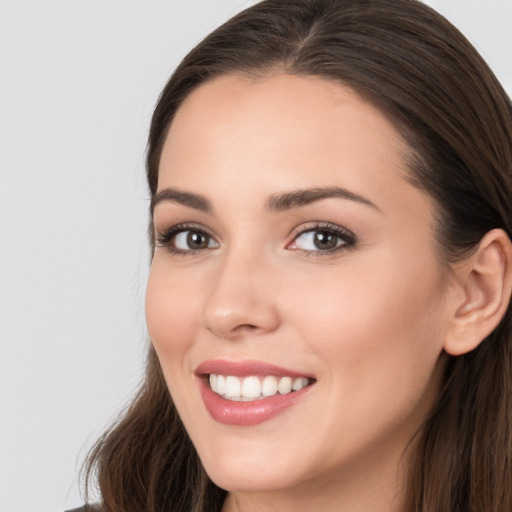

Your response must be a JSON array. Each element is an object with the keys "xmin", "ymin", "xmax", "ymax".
[{"xmin": 84, "ymin": 1, "xmax": 512, "ymax": 511}]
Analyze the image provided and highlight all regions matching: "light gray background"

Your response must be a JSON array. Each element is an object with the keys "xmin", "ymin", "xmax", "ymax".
[{"xmin": 0, "ymin": 1, "xmax": 510, "ymax": 511}]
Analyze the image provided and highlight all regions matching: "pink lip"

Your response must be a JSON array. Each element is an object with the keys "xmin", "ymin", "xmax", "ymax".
[
  {"xmin": 196, "ymin": 359, "xmax": 315, "ymax": 426},
  {"xmin": 195, "ymin": 359, "xmax": 313, "ymax": 378}
]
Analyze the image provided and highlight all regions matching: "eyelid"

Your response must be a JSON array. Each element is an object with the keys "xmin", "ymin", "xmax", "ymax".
[{"xmin": 155, "ymin": 221, "xmax": 356, "ymax": 257}]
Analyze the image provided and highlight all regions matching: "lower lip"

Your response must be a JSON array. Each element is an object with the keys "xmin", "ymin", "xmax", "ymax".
[{"xmin": 198, "ymin": 377, "xmax": 313, "ymax": 426}]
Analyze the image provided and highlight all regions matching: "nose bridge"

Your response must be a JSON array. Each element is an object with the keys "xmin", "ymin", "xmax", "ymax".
[{"xmin": 202, "ymin": 238, "xmax": 280, "ymax": 339}]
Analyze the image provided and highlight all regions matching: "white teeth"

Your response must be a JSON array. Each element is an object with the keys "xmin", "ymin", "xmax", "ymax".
[
  {"xmin": 241, "ymin": 376, "xmax": 261, "ymax": 398},
  {"xmin": 262, "ymin": 375, "xmax": 278, "ymax": 396},
  {"xmin": 292, "ymin": 377, "xmax": 308, "ymax": 391},
  {"xmin": 225, "ymin": 376, "xmax": 241, "ymax": 398},
  {"xmin": 209, "ymin": 374, "xmax": 217, "ymax": 392},
  {"xmin": 278, "ymin": 376, "xmax": 292, "ymax": 394},
  {"xmin": 216, "ymin": 375, "xmax": 226, "ymax": 395},
  {"xmin": 208, "ymin": 374, "xmax": 310, "ymax": 401}
]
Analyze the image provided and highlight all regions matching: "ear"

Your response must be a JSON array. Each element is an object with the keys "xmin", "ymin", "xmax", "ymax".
[{"xmin": 444, "ymin": 229, "xmax": 512, "ymax": 356}]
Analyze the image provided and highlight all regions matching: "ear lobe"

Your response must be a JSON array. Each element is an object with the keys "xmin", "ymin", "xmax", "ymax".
[{"xmin": 444, "ymin": 229, "xmax": 512, "ymax": 356}]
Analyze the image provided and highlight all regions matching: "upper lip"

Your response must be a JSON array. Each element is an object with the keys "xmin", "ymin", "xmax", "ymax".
[{"xmin": 195, "ymin": 359, "xmax": 314, "ymax": 379}]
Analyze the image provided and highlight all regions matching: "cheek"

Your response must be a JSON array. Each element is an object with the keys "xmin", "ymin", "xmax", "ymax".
[
  {"xmin": 145, "ymin": 260, "xmax": 208, "ymax": 422},
  {"xmin": 285, "ymin": 253, "xmax": 447, "ymax": 397},
  {"xmin": 145, "ymin": 260, "xmax": 201, "ymax": 362},
  {"xmin": 281, "ymin": 260, "xmax": 447, "ymax": 462}
]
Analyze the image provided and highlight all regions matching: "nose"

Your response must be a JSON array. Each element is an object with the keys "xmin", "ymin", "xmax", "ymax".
[{"xmin": 202, "ymin": 249, "xmax": 280, "ymax": 340}]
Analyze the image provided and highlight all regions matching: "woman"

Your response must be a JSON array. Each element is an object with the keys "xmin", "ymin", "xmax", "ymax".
[{"xmin": 81, "ymin": 0, "xmax": 512, "ymax": 511}]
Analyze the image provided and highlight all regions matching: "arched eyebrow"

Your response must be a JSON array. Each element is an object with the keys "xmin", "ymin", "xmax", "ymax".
[
  {"xmin": 150, "ymin": 188, "xmax": 212, "ymax": 215},
  {"xmin": 266, "ymin": 187, "xmax": 381, "ymax": 212},
  {"xmin": 150, "ymin": 186, "xmax": 380, "ymax": 215}
]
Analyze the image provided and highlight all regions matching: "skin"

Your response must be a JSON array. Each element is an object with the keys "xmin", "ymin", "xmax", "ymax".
[{"xmin": 146, "ymin": 74, "xmax": 463, "ymax": 512}]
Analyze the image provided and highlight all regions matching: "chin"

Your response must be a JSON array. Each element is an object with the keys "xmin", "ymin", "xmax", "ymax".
[
  {"xmin": 203, "ymin": 455, "xmax": 303, "ymax": 493},
  {"xmin": 192, "ymin": 430, "xmax": 310, "ymax": 492}
]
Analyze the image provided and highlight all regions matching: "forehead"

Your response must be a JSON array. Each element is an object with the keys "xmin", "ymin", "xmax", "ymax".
[
  {"xmin": 158, "ymin": 73, "xmax": 418, "ymax": 213},
  {"xmin": 163, "ymin": 73, "xmax": 409, "ymax": 166}
]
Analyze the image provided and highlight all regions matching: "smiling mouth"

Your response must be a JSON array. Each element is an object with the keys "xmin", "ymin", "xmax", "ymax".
[{"xmin": 208, "ymin": 374, "xmax": 314, "ymax": 402}]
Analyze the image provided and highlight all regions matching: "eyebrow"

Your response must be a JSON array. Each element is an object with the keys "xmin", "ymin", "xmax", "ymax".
[
  {"xmin": 150, "ymin": 186, "xmax": 380, "ymax": 215},
  {"xmin": 266, "ymin": 187, "xmax": 380, "ymax": 212},
  {"xmin": 150, "ymin": 188, "xmax": 212, "ymax": 215}
]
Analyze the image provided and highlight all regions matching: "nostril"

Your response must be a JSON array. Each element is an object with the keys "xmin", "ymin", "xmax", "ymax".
[{"xmin": 230, "ymin": 324, "xmax": 260, "ymax": 336}]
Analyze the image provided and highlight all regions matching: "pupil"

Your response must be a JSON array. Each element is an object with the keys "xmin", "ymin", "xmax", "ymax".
[
  {"xmin": 314, "ymin": 231, "xmax": 337, "ymax": 250},
  {"xmin": 187, "ymin": 231, "xmax": 208, "ymax": 249}
]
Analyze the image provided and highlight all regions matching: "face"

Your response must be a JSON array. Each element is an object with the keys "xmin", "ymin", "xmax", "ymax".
[{"xmin": 146, "ymin": 74, "xmax": 453, "ymax": 503}]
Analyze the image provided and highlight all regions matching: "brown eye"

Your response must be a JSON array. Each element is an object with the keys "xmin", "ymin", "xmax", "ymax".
[
  {"xmin": 186, "ymin": 231, "xmax": 210, "ymax": 249},
  {"xmin": 289, "ymin": 225, "xmax": 356, "ymax": 254},
  {"xmin": 172, "ymin": 230, "xmax": 218, "ymax": 251},
  {"xmin": 312, "ymin": 231, "xmax": 339, "ymax": 250}
]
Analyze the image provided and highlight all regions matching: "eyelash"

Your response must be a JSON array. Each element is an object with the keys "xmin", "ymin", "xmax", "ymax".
[
  {"xmin": 155, "ymin": 222, "xmax": 357, "ymax": 257},
  {"xmin": 155, "ymin": 223, "xmax": 217, "ymax": 256},
  {"xmin": 289, "ymin": 222, "xmax": 357, "ymax": 256}
]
